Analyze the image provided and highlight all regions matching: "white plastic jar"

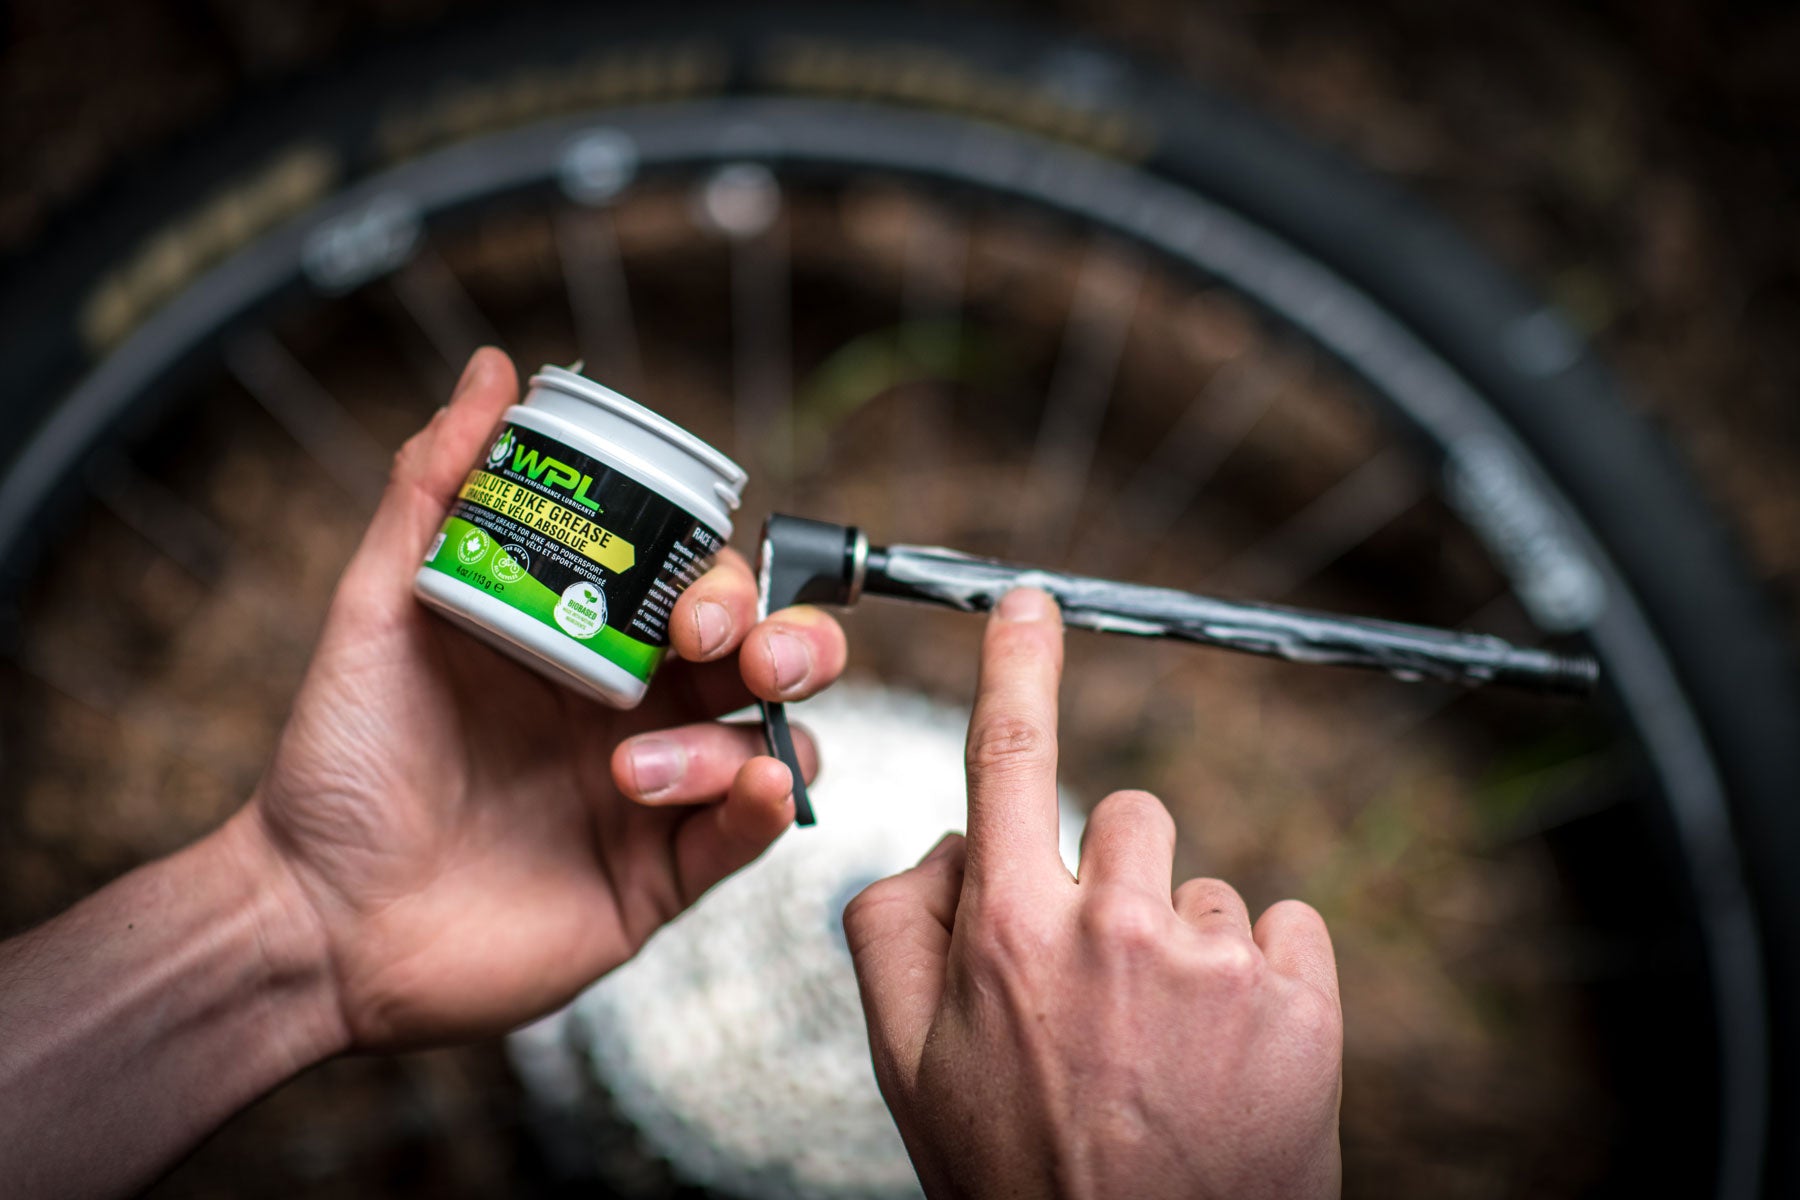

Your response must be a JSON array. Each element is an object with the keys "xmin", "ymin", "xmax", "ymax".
[{"xmin": 414, "ymin": 365, "xmax": 748, "ymax": 708}]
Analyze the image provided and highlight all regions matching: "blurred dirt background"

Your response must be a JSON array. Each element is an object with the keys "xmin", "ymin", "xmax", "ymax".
[
  {"xmin": 2, "ymin": 0, "xmax": 1795, "ymax": 616},
  {"xmin": 1, "ymin": 1, "xmax": 1796, "ymax": 1197}
]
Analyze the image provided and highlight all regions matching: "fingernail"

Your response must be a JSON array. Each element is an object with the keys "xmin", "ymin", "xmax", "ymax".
[
  {"xmin": 768, "ymin": 628, "xmax": 814, "ymax": 695},
  {"xmin": 694, "ymin": 600, "xmax": 731, "ymax": 658},
  {"xmin": 997, "ymin": 588, "xmax": 1053, "ymax": 622},
  {"xmin": 627, "ymin": 739, "xmax": 687, "ymax": 797}
]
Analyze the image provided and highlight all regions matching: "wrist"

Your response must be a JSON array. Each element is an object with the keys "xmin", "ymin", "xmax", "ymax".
[
  {"xmin": 207, "ymin": 802, "xmax": 352, "ymax": 1068},
  {"xmin": 0, "ymin": 800, "xmax": 354, "ymax": 1195}
]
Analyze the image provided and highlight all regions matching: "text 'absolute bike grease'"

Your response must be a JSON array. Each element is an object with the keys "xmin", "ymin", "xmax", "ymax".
[{"xmin": 414, "ymin": 365, "xmax": 748, "ymax": 708}]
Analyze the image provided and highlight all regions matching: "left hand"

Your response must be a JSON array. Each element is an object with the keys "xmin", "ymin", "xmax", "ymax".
[{"xmin": 244, "ymin": 347, "xmax": 847, "ymax": 1049}]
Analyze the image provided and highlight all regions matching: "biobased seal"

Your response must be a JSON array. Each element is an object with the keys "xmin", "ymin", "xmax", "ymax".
[{"xmin": 413, "ymin": 365, "xmax": 748, "ymax": 708}]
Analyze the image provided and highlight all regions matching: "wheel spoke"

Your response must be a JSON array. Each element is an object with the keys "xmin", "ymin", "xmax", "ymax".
[
  {"xmin": 224, "ymin": 332, "xmax": 389, "ymax": 510},
  {"xmin": 1207, "ymin": 445, "xmax": 1426, "ymax": 599},
  {"xmin": 735, "ymin": 216, "xmax": 793, "ymax": 492},
  {"xmin": 389, "ymin": 246, "xmax": 503, "ymax": 371},
  {"xmin": 1084, "ymin": 351, "xmax": 1277, "ymax": 575},
  {"xmin": 83, "ymin": 449, "xmax": 232, "ymax": 584},
  {"xmin": 1009, "ymin": 242, "xmax": 1142, "ymax": 564},
  {"xmin": 1307, "ymin": 591, "xmax": 1548, "ymax": 788},
  {"xmin": 554, "ymin": 209, "xmax": 644, "ymax": 396},
  {"xmin": 893, "ymin": 201, "xmax": 971, "ymax": 536},
  {"xmin": 7, "ymin": 642, "xmax": 239, "ymax": 800},
  {"xmin": 699, "ymin": 163, "xmax": 792, "ymax": 496}
]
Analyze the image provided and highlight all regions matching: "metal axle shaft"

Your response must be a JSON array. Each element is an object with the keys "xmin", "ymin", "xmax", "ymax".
[{"xmin": 755, "ymin": 514, "xmax": 1601, "ymax": 824}]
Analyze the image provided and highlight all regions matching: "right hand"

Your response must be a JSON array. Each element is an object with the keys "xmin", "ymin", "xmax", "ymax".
[{"xmin": 844, "ymin": 587, "xmax": 1343, "ymax": 1199}]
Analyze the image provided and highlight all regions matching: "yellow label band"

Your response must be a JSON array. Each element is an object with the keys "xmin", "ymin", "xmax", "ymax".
[{"xmin": 458, "ymin": 470, "xmax": 637, "ymax": 572}]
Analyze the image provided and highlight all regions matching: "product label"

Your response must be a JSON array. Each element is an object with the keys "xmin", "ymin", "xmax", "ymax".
[{"xmin": 423, "ymin": 421, "xmax": 724, "ymax": 680}]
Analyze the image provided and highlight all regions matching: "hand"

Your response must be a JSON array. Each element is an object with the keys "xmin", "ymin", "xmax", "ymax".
[
  {"xmin": 245, "ymin": 347, "xmax": 847, "ymax": 1049},
  {"xmin": 844, "ymin": 588, "xmax": 1342, "ymax": 1199}
]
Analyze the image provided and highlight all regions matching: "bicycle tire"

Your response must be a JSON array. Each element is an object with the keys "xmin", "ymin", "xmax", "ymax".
[{"xmin": 0, "ymin": 5, "xmax": 1794, "ymax": 1196}]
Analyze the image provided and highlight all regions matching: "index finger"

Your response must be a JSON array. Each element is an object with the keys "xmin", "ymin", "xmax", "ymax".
[
  {"xmin": 964, "ymin": 588, "xmax": 1066, "ymax": 887},
  {"xmin": 668, "ymin": 549, "xmax": 760, "ymax": 662}
]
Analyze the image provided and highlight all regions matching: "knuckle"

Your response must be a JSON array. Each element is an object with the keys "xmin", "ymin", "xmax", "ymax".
[
  {"xmin": 1197, "ymin": 935, "xmax": 1263, "ymax": 990},
  {"xmin": 841, "ymin": 878, "xmax": 911, "ymax": 946},
  {"xmin": 966, "ymin": 715, "xmax": 1053, "ymax": 776},
  {"xmin": 1290, "ymin": 983, "xmax": 1344, "ymax": 1045},
  {"xmin": 964, "ymin": 893, "xmax": 1053, "ymax": 975},
  {"xmin": 1080, "ymin": 893, "xmax": 1166, "ymax": 956},
  {"xmin": 391, "ymin": 421, "xmax": 438, "ymax": 482},
  {"xmin": 323, "ymin": 570, "xmax": 393, "ymax": 633}
]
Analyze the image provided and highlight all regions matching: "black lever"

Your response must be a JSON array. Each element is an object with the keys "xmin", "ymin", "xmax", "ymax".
[{"xmin": 755, "ymin": 515, "xmax": 867, "ymax": 826}]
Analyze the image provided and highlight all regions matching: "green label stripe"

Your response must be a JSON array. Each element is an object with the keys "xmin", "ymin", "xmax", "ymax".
[{"xmin": 425, "ymin": 517, "xmax": 666, "ymax": 681}]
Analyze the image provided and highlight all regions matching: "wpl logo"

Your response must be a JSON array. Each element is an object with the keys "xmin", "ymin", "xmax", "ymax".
[{"xmin": 487, "ymin": 427, "xmax": 516, "ymax": 469}]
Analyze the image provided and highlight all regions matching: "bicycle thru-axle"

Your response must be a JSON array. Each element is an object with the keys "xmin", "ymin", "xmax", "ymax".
[{"xmin": 755, "ymin": 513, "xmax": 1601, "ymax": 825}]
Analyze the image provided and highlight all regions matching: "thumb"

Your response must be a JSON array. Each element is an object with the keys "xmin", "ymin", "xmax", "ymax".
[
  {"xmin": 843, "ymin": 833, "xmax": 965, "ymax": 1095},
  {"xmin": 350, "ymin": 346, "xmax": 519, "ymax": 595}
]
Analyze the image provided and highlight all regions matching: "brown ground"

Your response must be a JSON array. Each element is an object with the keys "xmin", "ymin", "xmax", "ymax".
[{"xmin": 1, "ymin": 2, "xmax": 1795, "ymax": 1198}]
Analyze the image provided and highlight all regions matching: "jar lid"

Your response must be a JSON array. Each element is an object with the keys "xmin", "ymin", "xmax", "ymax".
[{"xmin": 530, "ymin": 365, "xmax": 749, "ymax": 510}]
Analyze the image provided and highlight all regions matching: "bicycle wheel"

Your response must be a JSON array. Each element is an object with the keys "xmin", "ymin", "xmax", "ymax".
[{"xmin": 0, "ymin": 7, "xmax": 1794, "ymax": 1197}]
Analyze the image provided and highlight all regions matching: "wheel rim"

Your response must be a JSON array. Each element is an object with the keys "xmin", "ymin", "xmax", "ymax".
[{"xmin": 0, "ymin": 97, "xmax": 1767, "ymax": 1196}]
